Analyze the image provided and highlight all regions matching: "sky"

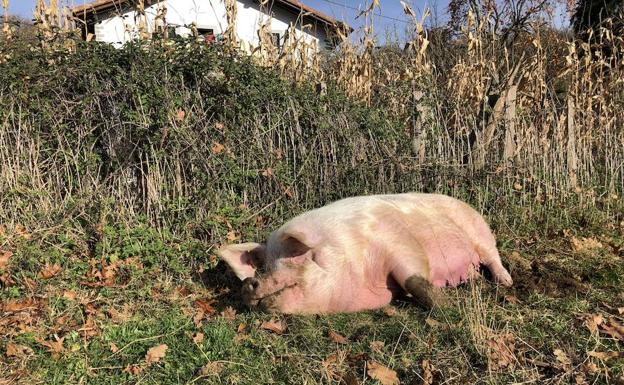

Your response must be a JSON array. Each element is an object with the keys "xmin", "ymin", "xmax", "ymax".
[{"xmin": 3, "ymin": 0, "xmax": 569, "ymax": 39}]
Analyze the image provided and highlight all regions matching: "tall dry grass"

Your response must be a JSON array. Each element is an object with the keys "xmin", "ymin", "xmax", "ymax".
[{"xmin": 0, "ymin": 0, "xmax": 622, "ymax": 240}]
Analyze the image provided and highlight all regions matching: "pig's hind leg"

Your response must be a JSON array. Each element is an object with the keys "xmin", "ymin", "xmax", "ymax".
[
  {"xmin": 464, "ymin": 214, "xmax": 513, "ymax": 287},
  {"xmin": 446, "ymin": 202, "xmax": 513, "ymax": 287},
  {"xmin": 386, "ymin": 225, "xmax": 483, "ymax": 309},
  {"xmin": 474, "ymin": 241, "xmax": 513, "ymax": 286}
]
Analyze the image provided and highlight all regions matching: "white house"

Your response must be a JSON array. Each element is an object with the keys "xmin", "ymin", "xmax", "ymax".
[{"xmin": 72, "ymin": 0, "xmax": 351, "ymax": 50}]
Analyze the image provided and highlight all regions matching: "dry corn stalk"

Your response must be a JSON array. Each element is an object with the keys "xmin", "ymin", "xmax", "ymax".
[
  {"xmin": 34, "ymin": 0, "xmax": 62, "ymax": 49},
  {"xmin": 334, "ymin": 26, "xmax": 373, "ymax": 104},
  {"xmin": 224, "ymin": 0, "xmax": 238, "ymax": 47},
  {"xmin": 2, "ymin": 0, "xmax": 11, "ymax": 40},
  {"xmin": 135, "ymin": 0, "xmax": 150, "ymax": 40},
  {"xmin": 154, "ymin": 4, "xmax": 168, "ymax": 38}
]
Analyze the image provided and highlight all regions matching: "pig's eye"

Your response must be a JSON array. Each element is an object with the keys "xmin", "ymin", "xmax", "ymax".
[{"xmin": 256, "ymin": 259, "xmax": 278, "ymax": 275}]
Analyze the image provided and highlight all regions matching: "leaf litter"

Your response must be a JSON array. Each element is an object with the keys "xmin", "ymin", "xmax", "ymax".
[
  {"xmin": 367, "ymin": 361, "xmax": 399, "ymax": 385},
  {"xmin": 145, "ymin": 344, "xmax": 168, "ymax": 365},
  {"xmin": 260, "ymin": 318, "xmax": 287, "ymax": 334}
]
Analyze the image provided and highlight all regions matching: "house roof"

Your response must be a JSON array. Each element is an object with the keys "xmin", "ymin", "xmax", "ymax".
[{"xmin": 71, "ymin": 0, "xmax": 352, "ymax": 35}]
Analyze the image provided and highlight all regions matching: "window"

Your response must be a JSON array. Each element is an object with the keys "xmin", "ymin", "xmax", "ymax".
[
  {"xmin": 167, "ymin": 26, "xmax": 177, "ymax": 38},
  {"xmin": 198, "ymin": 27, "xmax": 216, "ymax": 43},
  {"xmin": 271, "ymin": 32, "xmax": 281, "ymax": 49},
  {"xmin": 84, "ymin": 22, "xmax": 96, "ymax": 41}
]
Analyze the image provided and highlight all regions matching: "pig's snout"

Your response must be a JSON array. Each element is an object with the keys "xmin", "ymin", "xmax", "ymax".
[{"xmin": 242, "ymin": 277, "xmax": 260, "ymax": 307}]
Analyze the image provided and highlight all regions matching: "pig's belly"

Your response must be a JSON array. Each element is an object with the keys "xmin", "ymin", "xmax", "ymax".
[{"xmin": 330, "ymin": 276, "xmax": 400, "ymax": 313}]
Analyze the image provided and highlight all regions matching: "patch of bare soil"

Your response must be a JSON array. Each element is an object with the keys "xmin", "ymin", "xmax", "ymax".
[{"xmin": 506, "ymin": 252, "xmax": 587, "ymax": 298}]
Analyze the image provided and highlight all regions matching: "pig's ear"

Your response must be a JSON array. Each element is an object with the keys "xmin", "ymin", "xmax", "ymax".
[
  {"xmin": 280, "ymin": 233, "xmax": 312, "ymax": 265},
  {"xmin": 218, "ymin": 242, "xmax": 266, "ymax": 280}
]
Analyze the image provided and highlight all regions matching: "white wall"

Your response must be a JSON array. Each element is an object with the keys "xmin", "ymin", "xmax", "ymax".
[{"xmin": 91, "ymin": 0, "xmax": 331, "ymax": 50}]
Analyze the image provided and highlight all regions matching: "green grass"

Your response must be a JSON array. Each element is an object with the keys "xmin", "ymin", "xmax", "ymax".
[{"xmin": 1, "ymin": 204, "xmax": 623, "ymax": 385}]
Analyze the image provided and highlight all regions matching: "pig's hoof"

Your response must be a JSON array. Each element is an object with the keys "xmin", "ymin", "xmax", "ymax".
[
  {"xmin": 494, "ymin": 269, "xmax": 513, "ymax": 287},
  {"xmin": 405, "ymin": 275, "xmax": 438, "ymax": 310}
]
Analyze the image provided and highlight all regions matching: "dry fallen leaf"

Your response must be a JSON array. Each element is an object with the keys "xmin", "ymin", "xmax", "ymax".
[
  {"xmin": 220, "ymin": 306, "xmax": 237, "ymax": 321},
  {"xmin": 588, "ymin": 351, "xmax": 623, "ymax": 361},
  {"xmin": 15, "ymin": 224, "xmax": 31, "ymax": 240},
  {"xmin": 486, "ymin": 333, "xmax": 517, "ymax": 371},
  {"xmin": 600, "ymin": 317, "xmax": 624, "ymax": 341},
  {"xmin": 383, "ymin": 306, "xmax": 398, "ymax": 317},
  {"xmin": 323, "ymin": 352, "xmax": 338, "ymax": 366},
  {"xmin": 575, "ymin": 373, "xmax": 588, "ymax": 385},
  {"xmin": 193, "ymin": 309, "xmax": 205, "ymax": 326},
  {"xmin": 425, "ymin": 317, "xmax": 444, "ymax": 328},
  {"xmin": 123, "ymin": 364, "xmax": 144, "ymax": 375},
  {"xmin": 6, "ymin": 343, "xmax": 33, "ymax": 357},
  {"xmin": 77, "ymin": 315, "xmax": 100, "ymax": 339},
  {"xmin": 237, "ymin": 323, "xmax": 247, "ymax": 333},
  {"xmin": 145, "ymin": 344, "xmax": 168, "ymax": 365},
  {"xmin": 100, "ymin": 262, "xmax": 119, "ymax": 286},
  {"xmin": 194, "ymin": 298, "xmax": 216, "ymax": 315},
  {"xmin": 22, "ymin": 277, "xmax": 37, "ymax": 291},
  {"xmin": 40, "ymin": 263, "xmax": 62, "ymax": 279},
  {"xmin": 583, "ymin": 313, "xmax": 604, "ymax": 336},
  {"xmin": 0, "ymin": 272, "xmax": 14, "ymax": 286},
  {"xmin": 62, "ymin": 290, "xmax": 77, "ymax": 301},
  {"xmin": 4, "ymin": 298, "xmax": 37, "ymax": 312},
  {"xmin": 554, "ymin": 348, "xmax": 572, "ymax": 369},
  {"xmin": 108, "ymin": 304, "xmax": 132, "ymax": 323},
  {"xmin": 367, "ymin": 361, "xmax": 399, "ymax": 385},
  {"xmin": 192, "ymin": 332, "xmax": 205, "ymax": 344},
  {"xmin": 421, "ymin": 359, "xmax": 433, "ymax": 385},
  {"xmin": 176, "ymin": 285, "xmax": 191, "ymax": 297},
  {"xmin": 233, "ymin": 333, "xmax": 251, "ymax": 344},
  {"xmin": 175, "ymin": 109, "xmax": 186, "ymax": 122},
  {"xmin": 369, "ymin": 340, "xmax": 385, "ymax": 353},
  {"xmin": 504, "ymin": 294, "xmax": 522, "ymax": 304},
  {"xmin": 339, "ymin": 370, "xmax": 360, "ymax": 385},
  {"xmin": 39, "ymin": 336, "xmax": 64, "ymax": 358},
  {"xmin": 0, "ymin": 250, "xmax": 12, "ymax": 270},
  {"xmin": 328, "ymin": 330, "xmax": 348, "ymax": 344},
  {"xmin": 54, "ymin": 314, "xmax": 71, "ymax": 330},
  {"xmin": 200, "ymin": 361, "xmax": 225, "ymax": 376},
  {"xmin": 109, "ymin": 342, "xmax": 119, "ymax": 353},
  {"xmin": 570, "ymin": 236, "xmax": 603, "ymax": 252},
  {"xmin": 283, "ymin": 187, "xmax": 294, "ymax": 198},
  {"xmin": 260, "ymin": 319, "xmax": 287, "ymax": 335},
  {"xmin": 581, "ymin": 361, "xmax": 600, "ymax": 375},
  {"xmin": 211, "ymin": 142, "xmax": 225, "ymax": 155}
]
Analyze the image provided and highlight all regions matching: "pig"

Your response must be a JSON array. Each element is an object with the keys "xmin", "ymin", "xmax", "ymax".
[{"xmin": 218, "ymin": 193, "xmax": 513, "ymax": 314}]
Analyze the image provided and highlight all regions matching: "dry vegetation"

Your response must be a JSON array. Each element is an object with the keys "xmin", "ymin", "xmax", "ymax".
[{"xmin": 0, "ymin": 0, "xmax": 623, "ymax": 384}]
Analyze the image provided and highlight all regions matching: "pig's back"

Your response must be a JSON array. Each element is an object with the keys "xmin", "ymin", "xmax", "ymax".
[{"xmin": 278, "ymin": 193, "xmax": 471, "ymax": 247}]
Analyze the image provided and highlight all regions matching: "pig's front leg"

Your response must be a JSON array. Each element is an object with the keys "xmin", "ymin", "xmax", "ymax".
[
  {"xmin": 388, "ymin": 252, "xmax": 447, "ymax": 310},
  {"xmin": 389, "ymin": 265, "xmax": 441, "ymax": 310}
]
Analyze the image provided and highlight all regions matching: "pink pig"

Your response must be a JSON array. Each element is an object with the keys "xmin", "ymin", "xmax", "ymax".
[{"xmin": 219, "ymin": 193, "xmax": 513, "ymax": 314}]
